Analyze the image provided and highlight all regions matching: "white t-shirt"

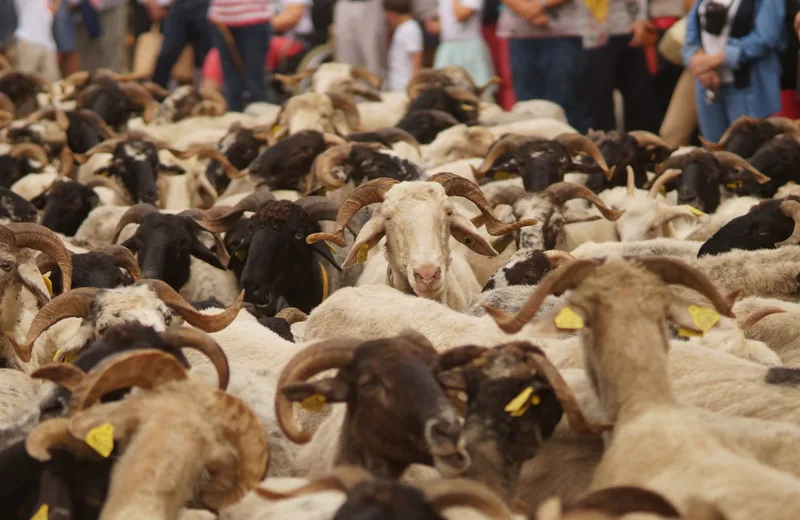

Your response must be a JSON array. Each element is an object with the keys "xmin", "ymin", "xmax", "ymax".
[
  {"xmin": 272, "ymin": 0, "xmax": 314, "ymax": 37},
  {"xmin": 387, "ymin": 19, "xmax": 423, "ymax": 92},
  {"xmin": 14, "ymin": 0, "xmax": 56, "ymax": 51},
  {"xmin": 438, "ymin": 0, "xmax": 483, "ymax": 42},
  {"xmin": 699, "ymin": 0, "xmax": 742, "ymax": 84}
]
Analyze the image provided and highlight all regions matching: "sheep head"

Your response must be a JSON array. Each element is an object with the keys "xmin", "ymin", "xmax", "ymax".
[
  {"xmin": 406, "ymin": 87, "xmax": 481, "ymax": 126},
  {"xmin": 728, "ymin": 134, "xmax": 800, "ymax": 198},
  {"xmin": 585, "ymin": 130, "xmax": 672, "ymax": 193},
  {"xmin": 275, "ymin": 63, "xmax": 383, "ymax": 100},
  {"xmin": 699, "ymin": 115, "xmax": 798, "ymax": 159},
  {"xmin": 34, "ymin": 180, "xmax": 100, "ymax": 236},
  {"xmin": 0, "ymin": 142, "xmax": 49, "ymax": 188},
  {"xmin": 276, "ymin": 331, "xmax": 470, "ymax": 478},
  {"xmin": 0, "ymin": 70, "xmax": 50, "ymax": 118},
  {"xmin": 275, "ymin": 92, "xmax": 361, "ymax": 138},
  {"xmin": 407, "ymin": 66, "xmax": 500, "ymax": 98},
  {"xmin": 423, "ymin": 124, "xmax": 494, "ymax": 168},
  {"xmin": 154, "ymin": 85, "xmax": 227, "ymax": 124},
  {"xmin": 204, "ymin": 122, "xmax": 268, "ymax": 194},
  {"xmin": 36, "ymin": 244, "xmax": 141, "ymax": 295}
]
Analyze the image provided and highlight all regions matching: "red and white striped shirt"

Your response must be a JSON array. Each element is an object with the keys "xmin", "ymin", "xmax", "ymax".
[{"xmin": 209, "ymin": 0, "xmax": 271, "ymax": 26}]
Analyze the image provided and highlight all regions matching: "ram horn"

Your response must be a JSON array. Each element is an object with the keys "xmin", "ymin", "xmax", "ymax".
[
  {"xmin": 626, "ymin": 165, "xmax": 636, "ymax": 196},
  {"xmin": 10, "ymin": 143, "xmax": 49, "ymax": 166},
  {"xmin": 476, "ymin": 134, "xmax": 530, "ymax": 176},
  {"xmin": 0, "ymin": 92, "xmax": 14, "ymax": 114},
  {"xmin": 169, "ymin": 144, "xmax": 245, "ymax": 180},
  {"xmin": 192, "ymin": 189, "xmax": 276, "ymax": 234},
  {"xmin": 648, "ymin": 169, "xmax": 684, "ymax": 199},
  {"xmin": 484, "ymin": 259, "xmax": 604, "ymax": 333},
  {"xmin": 69, "ymin": 349, "xmax": 188, "ymax": 411},
  {"xmin": 73, "ymin": 137, "xmax": 119, "ymax": 163},
  {"xmin": 275, "ymin": 307, "xmax": 308, "ymax": 324},
  {"xmin": 544, "ymin": 250, "xmax": 577, "ymax": 269},
  {"xmin": 424, "ymin": 478, "xmax": 514, "ymax": 520},
  {"xmin": 476, "ymin": 76, "xmax": 501, "ymax": 96},
  {"xmin": 5, "ymin": 223, "xmax": 73, "ymax": 290},
  {"xmin": 306, "ymin": 145, "xmax": 353, "ymax": 193},
  {"xmin": 295, "ymin": 196, "xmax": 341, "ymax": 223},
  {"xmin": 428, "ymin": 172, "xmax": 538, "ymax": 236},
  {"xmin": 96, "ymin": 244, "xmax": 142, "ymax": 281},
  {"xmin": 119, "ymin": 82, "xmax": 159, "ymax": 123},
  {"xmin": 74, "ymin": 84, "xmax": 102, "ymax": 109},
  {"xmin": 31, "ymin": 364, "xmax": 87, "ymax": 393},
  {"xmin": 199, "ymin": 87, "xmax": 227, "ymax": 113},
  {"xmin": 737, "ymin": 307, "xmax": 787, "ymax": 330},
  {"xmin": 26, "ymin": 418, "xmax": 91, "ymax": 462},
  {"xmin": 327, "ymin": 92, "xmax": 361, "ymax": 130},
  {"xmin": 628, "ymin": 130, "xmax": 670, "ymax": 149},
  {"xmin": 111, "ymin": 203, "xmax": 159, "ymax": 244},
  {"xmin": 444, "ymin": 87, "xmax": 481, "ymax": 105},
  {"xmin": 543, "ymin": 182, "xmax": 625, "ymax": 221},
  {"xmin": 406, "ymin": 69, "xmax": 444, "ymax": 97},
  {"xmin": 767, "ymin": 116, "xmax": 800, "ymax": 136},
  {"xmin": 306, "ymin": 177, "xmax": 400, "ymax": 246},
  {"xmin": 205, "ymin": 391, "xmax": 270, "ymax": 508},
  {"xmin": 256, "ymin": 466, "xmax": 373, "ymax": 499},
  {"xmin": 776, "ymin": 200, "xmax": 800, "ymax": 247},
  {"xmin": 350, "ymin": 65, "xmax": 383, "ymax": 90},
  {"xmin": 698, "ymin": 114, "xmax": 759, "ymax": 151},
  {"xmin": 83, "ymin": 175, "xmax": 132, "ymax": 204},
  {"xmin": 22, "ymin": 106, "xmax": 70, "ymax": 130},
  {"xmin": 712, "ymin": 151, "xmax": 770, "ymax": 184},
  {"xmin": 484, "ymin": 184, "xmax": 530, "ymax": 208},
  {"xmin": 275, "ymin": 337, "xmax": 362, "ymax": 443},
  {"xmin": 63, "ymin": 71, "xmax": 90, "ymax": 87},
  {"xmin": 13, "ymin": 287, "xmax": 100, "ymax": 363},
  {"xmin": 636, "ymin": 257, "xmax": 736, "ymax": 316},
  {"xmin": 273, "ymin": 68, "xmax": 318, "ymax": 86},
  {"xmin": 161, "ymin": 327, "xmax": 229, "ymax": 390},
  {"xmin": 139, "ymin": 279, "xmax": 244, "ymax": 332},
  {"xmin": 554, "ymin": 133, "xmax": 611, "ymax": 179},
  {"xmin": 348, "ymin": 128, "xmax": 421, "ymax": 155}
]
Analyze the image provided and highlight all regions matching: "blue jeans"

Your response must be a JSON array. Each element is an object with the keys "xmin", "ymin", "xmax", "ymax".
[
  {"xmin": 0, "ymin": 0, "xmax": 16, "ymax": 49},
  {"xmin": 508, "ymin": 37, "xmax": 590, "ymax": 133},
  {"xmin": 154, "ymin": 0, "xmax": 211, "ymax": 88},
  {"xmin": 212, "ymin": 22, "xmax": 270, "ymax": 112},
  {"xmin": 694, "ymin": 82, "xmax": 753, "ymax": 143}
]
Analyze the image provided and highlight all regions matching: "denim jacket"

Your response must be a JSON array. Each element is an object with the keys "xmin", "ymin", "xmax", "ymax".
[{"xmin": 681, "ymin": 0, "xmax": 786, "ymax": 116}]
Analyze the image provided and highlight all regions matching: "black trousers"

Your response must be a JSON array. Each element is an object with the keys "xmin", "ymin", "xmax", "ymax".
[{"xmin": 583, "ymin": 34, "xmax": 662, "ymax": 133}]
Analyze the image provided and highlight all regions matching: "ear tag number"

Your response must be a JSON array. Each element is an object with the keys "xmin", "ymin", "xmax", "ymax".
[
  {"xmin": 85, "ymin": 423, "xmax": 114, "ymax": 458},
  {"xmin": 355, "ymin": 243, "xmax": 370, "ymax": 264},
  {"xmin": 554, "ymin": 307, "xmax": 584, "ymax": 330},
  {"xmin": 301, "ymin": 394, "xmax": 327, "ymax": 412}
]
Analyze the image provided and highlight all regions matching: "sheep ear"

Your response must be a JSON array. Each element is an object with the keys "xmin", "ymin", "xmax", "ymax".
[
  {"xmin": 18, "ymin": 263, "xmax": 51, "ymax": 306},
  {"xmin": 667, "ymin": 295, "xmax": 734, "ymax": 336},
  {"xmin": 310, "ymin": 241, "xmax": 342, "ymax": 272},
  {"xmin": 190, "ymin": 239, "xmax": 225, "ymax": 270},
  {"xmin": 342, "ymin": 217, "xmax": 385, "ymax": 268},
  {"xmin": 450, "ymin": 213, "xmax": 497, "ymax": 257},
  {"xmin": 281, "ymin": 378, "xmax": 349, "ymax": 405}
]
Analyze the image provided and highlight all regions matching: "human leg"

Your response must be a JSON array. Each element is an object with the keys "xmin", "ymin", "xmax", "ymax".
[
  {"xmin": 357, "ymin": 0, "xmax": 387, "ymax": 78},
  {"xmin": 188, "ymin": 1, "xmax": 212, "ymax": 69},
  {"xmin": 507, "ymin": 38, "xmax": 544, "ymax": 101},
  {"xmin": 618, "ymin": 38, "xmax": 661, "ymax": 132},
  {"xmin": 540, "ymin": 37, "xmax": 590, "ymax": 133},
  {"xmin": 153, "ymin": 4, "xmax": 191, "ymax": 88},
  {"xmin": 13, "ymin": 40, "xmax": 41, "ymax": 75},
  {"xmin": 102, "ymin": 3, "xmax": 128, "ymax": 72},
  {"xmin": 333, "ymin": 0, "xmax": 364, "ymax": 67},
  {"xmin": 233, "ymin": 22, "xmax": 271, "ymax": 105},
  {"xmin": 583, "ymin": 37, "xmax": 620, "ymax": 131},
  {"xmin": 694, "ymin": 81, "xmax": 731, "ymax": 143},
  {"xmin": 211, "ymin": 25, "xmax": 245, "ymax": 111},
  {"xmin": 40, "ymin": 49, "xmax": 61, "ymax": 83}
]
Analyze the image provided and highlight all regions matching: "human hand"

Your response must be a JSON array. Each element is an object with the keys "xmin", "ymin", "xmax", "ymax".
[
  {"xmin": 697, "ymin": 70, "xmax": 720, "ymax": 89},
  {"xmin": 532, "ymin": 13, "xmax": 551, "ymax": 26},
  {"xmin": 630, "ymin": 19, "xmax": 657, "ymax": 47},
  {"xmin": 518, "ymin": 0, "xmax": 546, "ymax": 24},
  {"xmin": 424, "ymin": 18, "xmax": 441, "ymax": 35},
  {"xmin": 689, "ymin": 51, "xmax": 724, "ymax": 75}
]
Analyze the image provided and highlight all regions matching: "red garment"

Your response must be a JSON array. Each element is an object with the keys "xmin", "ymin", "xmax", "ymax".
[
  {"xmin": 775, "ymin": 90, "xmax": 800, "ymax": 119},
  {"xmin": 481, "ymin": 24, "xmax": 515, "ymax": 110}
]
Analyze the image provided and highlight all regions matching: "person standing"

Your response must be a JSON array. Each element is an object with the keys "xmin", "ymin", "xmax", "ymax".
[
  {"xmin": 384, "ymin": 0, "xmax": 423, "ymax": 91},
  {"xmin": 208, "ymin": 0, "xmax": 272, "ymax": 111},
  {"xmin": 74, "ymin": 0, "xmax": 129, "ymax": 72},
  {"xmin": 497, "ymin": 0, "xmax": 591, "ymax": 132},
  {"xmin": 434, "ymin": 0, "xmax": 496, "ymax": 92},
  {"xmin": 143, "ymin": 0, "xmax": 212, "ymax": 88},
  {"xmin": 12, "ymin": 0, "xmax": 61, "ymax": 82},
  {"xmin": 682, "ymin": 0, "xmax": 785, "ymax": 142},
  {"xmin": 333, "ymin": 0, "xmax": 387, "ymax": 79}
]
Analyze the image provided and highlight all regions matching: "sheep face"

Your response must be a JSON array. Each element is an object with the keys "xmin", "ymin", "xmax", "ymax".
[
  {"xmin": 280, "ymin": 93, "xmax": 338, "ymax": 135},
  {"xmin": 719, "ymin": 120, "xmax": 778, "ymax": 158},
  {"xmin": 671, "ymin": 153, "xmax": 724, "ymax": 213},
  {"xmin": 482, "ymin": 249, "xmax": 552, "ymax": 291},
  {"xmin": 395, "ymin": 111, "xmax": 459, "ymax": 145},
  {"xmin": 585, "ymin": 131, "xmax": 669, "ymax": 192},
  {"xmin": 614, "ymin": 192, "xmax": 695, "ymax": 242},
  {"xmin": 407, "ymin": 88, "xmax": 478, "ymax": 126},
  {"xmin": 47, "ymin": 251, "xmax": 132, "ymax": 295},
  {"xmin": 246, "ymin": 130, "xmax": 328, "ymax": 191},
  {"xmin": 0, "ymin": 154, "xmax": 40, "ymax": 189},
  {"xmin": 34, "ymin": 181, "xmax": 99, "ymax": 236},
  {"xmin": 66, "ymin": 111, "xmax": 106, "ymax": 154},
  {"xmin": 82, "ymin": 80, "xmax": 136, "ymax": 129},
  {"xmin": 0, "ymin": 186, "xmax": 38, "ymax": 223},
  {"xmin": 699, "ymin": 198, "xmax": 798, "ymax": 256},
  {"xmin": 90, "ymin": 286, "xmax": 173, "ymax": 336},
  {"xmin": 731, "ymin": 136, "xmax": 800, "ymax": 198},
  {"xmin": 205, "ymin": 124, "xmax": 263, "ymax": 194},
  {"xmin": 121, "ymin": 214, "xmax": 224, "ymax": 291},
  {"xmin": 235, "ymin": 200, "xmax": 333, "ymax": 313},
  {"xmin": 107, "ymin": 140, "xmax": 161, "ymax": 205}
]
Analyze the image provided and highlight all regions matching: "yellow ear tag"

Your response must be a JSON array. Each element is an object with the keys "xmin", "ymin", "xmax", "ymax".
[
  {"xmin": 30, "ymin": 504, "xmax": 48, "ymax": 520},
  {"xmin": 677, "ymin": 326, "xmax": 703, "ymax": 338},
  {"xmin": 505, "ymin": 387, "xmax": 536, "ymax": 417},
  {"xmin": 660, "ymin": 185, "xmax": 667, "ymax": 195},
  {"xmin": 688, "ymin": 206, "xmax": 706, "ymax": 217},
  {"xmin": 463, "ymin": 235, "xmax": 476, "ymax": 247},
  {"xmin": 234, "ymin": 249, "xmax": 247, "ymax": 261},
  {"xmin": 301, "ymin": 394, "xmax": 327, "ymax": 412},
  {"xmin": 355, "ymin": 243, "xmax": 369, "ymax": 264},
  {"xmin": 272, "ymin": 124, "xmax": 282, "ymax": 136},
  {"xmin": 460, "ymin": 103, "xmax": 475, "ymax": 112},
  {"xmin": 688, "ymin": 305, "xmax": 720, "ymax": 332},
  {"xmin": 53, "ymin": 349, "xmax": 79, "ymax": 364},
  {"xmin": 554, "ymin": 307, "xmax": 584, "ymax": 330},
  {"xmin": 85, "ymin": 423, "xmax": 114, "ymax": 458},
  {"xmin": 325, "ymin": 241, "xmax": 337, "ymax": 255},
  {"xmin": 494, "ymin": 171, "xmax": 510, "ymax": 181},
  {"xmin": 726, "ymin": 180, "xmax": 743, "ymax": 189},
  {"xmin": 42, "ymin": 274, "xmax": 53, "ymax": 297}
]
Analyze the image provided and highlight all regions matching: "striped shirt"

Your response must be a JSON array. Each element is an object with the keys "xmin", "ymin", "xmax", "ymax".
[{"xmin": 209, "ymin": 0, "xmax": 271, "ymax": 25}]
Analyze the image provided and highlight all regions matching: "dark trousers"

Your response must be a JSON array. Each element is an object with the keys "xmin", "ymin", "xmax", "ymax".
[
  {"xmin": 153, "ymin": 0, "xmax": 212, "ymax": 88},
  {"xmin": 212, "ymin": 22, "xmax": 271, "ymax": 112},
  {"xmin": 583, "ymin": 34, "xmax": 661, "ymax": 132},
  {"xmin": 508, "ymin": 36, "xmax": 591, "ymax": 133}
]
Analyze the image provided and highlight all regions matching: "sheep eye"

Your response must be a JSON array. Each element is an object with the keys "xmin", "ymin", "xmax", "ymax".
[
  {"xmin": 294, "ymin": 232, "xmax": 304, "ymax": 240},
  {"xmin": 164, "ymin": 315, "xmax": 173, "ymax": 326},
  {"xmin": 0, "ymin": 261, "xmax": 12, "ymax": 271}
]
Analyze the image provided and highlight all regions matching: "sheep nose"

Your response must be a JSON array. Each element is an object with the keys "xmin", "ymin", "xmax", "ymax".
[
  {"xmin": 425, "ymin": 416, "xmax": 461, "ymax": 454},
  {"xmin": 413, "ymin": 264, "xmax": 442, "ymax": 286},
  {"xmin": 243, "ymin": 280, "xmax": 271, "ymax": 307}
]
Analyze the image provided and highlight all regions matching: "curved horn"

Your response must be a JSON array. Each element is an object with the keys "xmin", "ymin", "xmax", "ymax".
[
  {"xmin": 31, "ymin": 364, "xmax": 86, "ymax": 393},
  {"xmin": 14, "ymin": 287, "xmax": 100, "ymax": 363},
  {"xmin": 0, "ymin": 110, "xmax": 12, "ymax": 128},
  {"xmin": 70, "ymin": 349, "xmax": 188, "ymax": 412},
  {"xmin": 776, "ymin": 200, "xmax": 800, "ymax": 247},
  {"xmin": 275, "ymin": 337, "xmax": 362, "ymax": 443},
  {"xmin": 295, "ymin": 196, "xmax": 341, "ymax": 223},
  {"xmin": 648, "ymin": 168, "xmax": 684, "ymax": 198},
  {"xmin": 635, "ymin": 257, "xmax": 736, "ymax": 316},
  {"xmin": 406, "ymin": 69, "xmax": 443, "ymax": 98},
  {"xmin": 96, "ymin": 244, "xmax": 142, "ymax": 281},
  {"xmin": 256, "ymin": 466, "xmax": 373, "ymax": 500},
  {"xmin": 0, "ymin": 91, "xmax": 15, "ymax": 113},
  {"xmin": 626, "ymin": 165, "xmax": 636, "ymax": 196},
  {"xmin": 273, "ymin": 68, "xmax": 318, "ymax": 86},
  {"xmin": 543, "ymin": 182, "xmax": 625, "ymax": 221},
  {"xmin": 199, "ymin": 87, "xmax": 227, "ymax": 113},
  {"xmin": 628, "ymin": 130, "xmax": 670, "ymax": 149},
  {"xmin": 428, "ymin": 172, "xmax": 538, "ymax": 236},
  {"xmin": 111, "ymin": 203, "xmax": 159, "ymax": 244},
  {"xmin": 737, "ymin": 307, "xmax": 788, "ymax": 330},
  {"xmin": 424, "ymin": 478, "xmax": 514, "ymax": 520},
  {"xmin": 168, "ymin": 144, "xmax": 244, "ymax": 180},
  {"xmin": 484, "ymin": 259, "xmax": 604, "ymax": 333},
  {"xmin": 275, "ymin": 307, "xmax": 308, "ymax": 324},
  {"xmin": 476, "ymin": 76, "xmax": 501, "ymax": 96},
  {"xmin": 34, "ymin": 252, "xmax": 59, "ymax": 278},
  {"xmin": 10, "ymin": 143, "xmax": 49, "ymax": 165},
  {"xmin": 83, "ymin": 175, "xmax": 132, "ymax": 203},
  {"xmin": 327, "ymin": 92, "xmax": 361, "ymax": 131},
  {"xmin": 349, "ymin": 128, "xmax": 421, "ymax": 155},
  {"xmin": 192, "ymin": 190, "xmax": 276, "ymax": 234},
  {"xmin": 554, "ymin": 133, "xmax": 610, "ymax": 178},
  {"xmin": 544, "ymin": 250, "xmax": 577, "ymax": 269},
  {"xmin": 119, "ymin": 83, "xmax": 158, "ymax": 123},
  {"xmin": 699, "ymin": 115, "xmax": 758, "ymax": 151},
  {"xmin": 306, "ymin": 145, "xmax": 353, "ymax": 192},
  {"xmin": 161, "ymin": 327, "xmax": 229, "ymax": 390},
  {"xmin": 484, "ymin": 184, "xmax": 530, "ymax": 208},
  {"xmin": 64, "ymin": 71, "xmax": 90, "ymax": 87},
  {"xmin": 6, "ymin": 223, "xmax": 73, "ymax": 290},
  {"xmin": 26, "ymin": 418, "xmax": 88, "ymax": 462},
  {"xmin": 76, "ymin": 108, "xmax": 117, "ymax": 139},
  {"xmin": 74, "ymin": 137, "xmax": 119, "ymax": 163},
  {"xmin": 306, "ymin": 177, "xmax": 399, "ymax": 246},
  {"xmin": 477, "ymin": 134, "xmax": 530, "ymax": 175},
  {"xmin": 139, "ymin": 279, "xmax": 244, "ymax": 332},
  {"xmin": 712, "ymin": 151, "xmax": 771, "ymax": 185},
  {"xmin": 444, "ymin": 87, "xmax": 481, "ymax": 105},
  {"xmin": 767, "ymin": 116, "xmax": 800, "ymax": 135},
  {"xmin": 350, "ymin": 65, "xmax": 383, "ymax": 90}
]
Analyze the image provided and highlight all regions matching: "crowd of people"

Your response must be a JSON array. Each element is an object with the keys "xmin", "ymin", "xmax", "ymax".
[{"xmin": 1, "ymin": 0, "xmax": 800, "ymax": 145}]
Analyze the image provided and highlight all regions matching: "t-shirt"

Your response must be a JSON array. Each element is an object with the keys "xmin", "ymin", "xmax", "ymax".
[
  {"xmin": 13, "ymin": 0, "xmax": 56, "ymax": 51},
  {"xmin": 272, "ymin": 0, "xmax": 313, "ymax": 36},
  {"xmin": 209, "ymin": 0, "xmax": 271, "ymax": 26},
  {"xmin": 439, "ymin": 0, "xmax": 483, "ymax": 41},
  {"xmin": 387, "ymin": 19, "xmax": 423, "ymax": 92}
]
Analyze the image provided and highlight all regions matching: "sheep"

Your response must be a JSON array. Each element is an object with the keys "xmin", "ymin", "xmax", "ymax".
[
  {"xmin": 203, "ymin": 121, "xmax": 270, "ymax": 194},
  {"xmin": 0, "ymin": 142, "xmax": 50, "ymax": 188},
  {"xmin": 489, "ymin": 119, "xmax": 578, "ymax": 140},
  {"xmin": 273, "ymin": 92, "xmax": 361, "ymax": 138},
  {"xmin": 35, "ymin": 243, "xmax": 141, "ymax": 295},
  {"xmin": 406, "ymin": 66, "xmax": 500, "ymax": 99},
  {"xmin": 585, "ymin": 130, "xmax": 672, "ymax": 192},
  {"xmin": 0, "ymin": 69, "xmax": 50, "ymax": 118},
  {"xmin": 403, "ymin": 87, "xmax": 482, "ymax": 127},
  {"xmin": 571, "ymin": 238, "xmax": 703, "ymax": 260},
  {"xmin": 733, "ymin": 297, "xmax": 800, "ymax": 366},
  {"xmin": 396, "ymin": 108, "xmax": 462, "ymax": 145},
  {"xmin": 732, "ymin": 134, "xmax": 800, "ymax": 198},
  {"xmin": 682, "ymin": 195, "xmax": 762, "ymax": 242},
  {"xmin": 0, "ymin": 186, "xmax": 38, "ymax": 223},
  {"xmin": 64, "ymin": 107, "xmax": 116, "ymax": 154},
  {"xmin": 419, "ymin": 124, "xmax": 494, "ymax": 168},
  {"xmin": 307, "ymin": 174, "xmax": 536, "ymax": 311},
  {"xmin": 32, "ymin": 179, "xmax": 101, "ymax": 236},
  {"xmin": 484, "ymin": 256, "xmax": 800, "ymax": 519},
  {"xmin": 699, "ymin": 114, "xmax": 798, "ymax": 158},
  {"xmin": 66, "ymin": 71, "xmax": 159, "ymax": 128},
  {"xmin": 152, "ymin": 85, "xmax": 227, "ymax": 124},
  {"xmin": 5, "ymin": 106, "xmax": 70, "ymax": 158},
  {"xmin": 274, "ymin": 63, "xmax": 383, "ymax": 100},
  {"xmin": 473, "ymin": 133, "xmax": 611, "ymax": 192}
]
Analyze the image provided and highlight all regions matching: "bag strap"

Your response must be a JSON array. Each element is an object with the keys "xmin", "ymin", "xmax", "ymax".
[{"xmin": 212, "ymin": 22, "xmax": 246, "ymax": 78}]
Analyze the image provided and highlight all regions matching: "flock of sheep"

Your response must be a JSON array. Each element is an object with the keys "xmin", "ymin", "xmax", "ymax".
[{"xmin": 2, "ymin": 55, "xmax": 800, "ymax": 519}]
